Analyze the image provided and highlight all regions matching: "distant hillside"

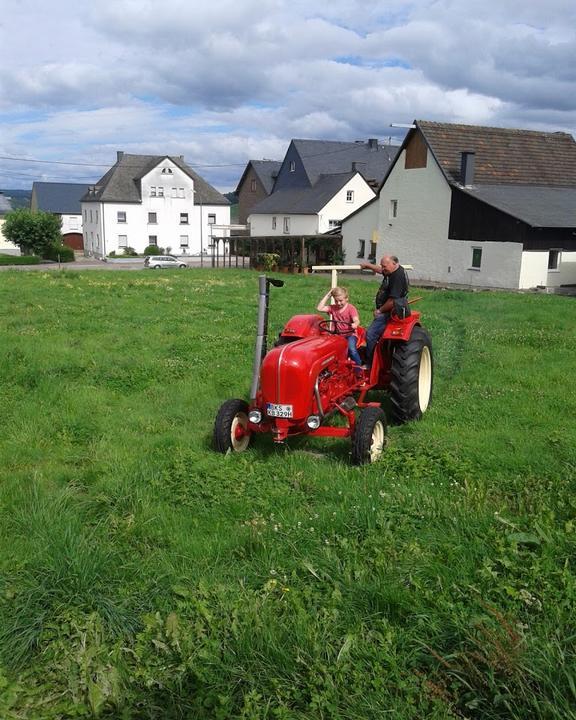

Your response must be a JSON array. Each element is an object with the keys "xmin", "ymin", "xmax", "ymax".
[{"xmin": 0, "ymin": 189, "xmax": 31, "ymax": 209}]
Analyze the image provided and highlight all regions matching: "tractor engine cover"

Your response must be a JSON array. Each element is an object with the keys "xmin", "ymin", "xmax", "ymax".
[
  {"xmin": 259, "ymin": 335, "xmax": 348, "ymax": 420},
  {"xmin": 279, "ymin": 314, "xmax": 323, "ymax": 340}
]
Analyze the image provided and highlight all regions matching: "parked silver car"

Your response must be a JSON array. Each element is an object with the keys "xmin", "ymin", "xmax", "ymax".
[{"xmin": 144, "ymin": 255, "xmax": 187, "ymax": 269}]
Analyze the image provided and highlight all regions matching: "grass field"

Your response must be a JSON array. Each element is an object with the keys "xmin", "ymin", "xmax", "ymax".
[{"xmin": 0, "ymin": 269, "xmax": 575, "ymax": 719}]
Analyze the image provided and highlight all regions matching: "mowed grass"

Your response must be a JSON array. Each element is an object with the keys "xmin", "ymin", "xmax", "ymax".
[{"xmin": 0, "ymin": 268, "xmax": 575, "ymax": 719}]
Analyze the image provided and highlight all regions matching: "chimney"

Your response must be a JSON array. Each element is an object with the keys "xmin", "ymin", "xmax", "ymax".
[
  {"xmin": 367, "ymin": 138, "xmax": 378, "ymax": 150},
  {"xmin": 117, "ymin": 151, "xmax": 124, "ymax": 162},
  {"xmin": 460, "ymin": 151, "xmax": 475, "ymax": 186}
]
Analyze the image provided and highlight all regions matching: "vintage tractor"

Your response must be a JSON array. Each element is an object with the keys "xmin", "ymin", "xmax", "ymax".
[{"xmin": 213, "ymin": 275, "xmax": 433, "ymax": 464}]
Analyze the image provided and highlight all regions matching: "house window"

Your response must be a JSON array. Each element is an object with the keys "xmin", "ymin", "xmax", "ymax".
[
  {"xmin": 148, "ymin": 212, "xmax": 157, "ymax": 224},
  {"xmin": 283, "ymin": 217, "xmax": 290, "ymax": 233},
  {"xmin": 178, "ymin": 188, "xmax": 185, "ymax": 198},
  {"xmin": 471, "ymin": 247, "xmax": 482, "ymax": 269},
  {"xmin": 346, "ymin": 190, "xmax": 354, "ymax": 202},
  {"xmin": 180, "ymin": 235, "xmax": 189, "ymax": 247},
  {"xmin": 369, "ymin": 241, "xmax": 377, "ymax": 262},
  {"xmin": 148, "ymin": 235, "xmax": 158, "ymax": 245},
  {"xmin": 95, "ymin": 210, "xmax": 98, "ymax": 223},
  {"xmin": 118, "ymin": 235, "xmax": 128, "ymax": 247},
  {"xmin": 180, "ymin": 213, "xmax": 189, "ymax": 224},
  {"xmin": 272, "ymin": 216, "xmax": 277, "ymax": 230},
  {"xmin": 548, "ymin": 249, "xmax": 561, "ymax": 270},
  {"xmin": 171, "ymin": 187, "xmax": 178, "ymax": 198},
  {"xmin": 250, "ymin": 179, "xmax": 257, "ymax": 192},
  {"xmin": 83, "ymin": 209, "xmax": 87, "ymax": 222},
  {"xmin": 357, "ymin": 239, "xmax": 366, "ymax": 258},
  {"xmin": 89, "ymin": 209, "xmax": 93, "ymax": 223},
  {"xmin": 208, "ymin": 214, "xmax": 216, "ymax": 225},
  {"xmin": 328, "ymin": 219, "xmax": 340, "ymax": 229},
  {"xmin": 150, "ymin": 186, "xmax": 156, "ymax": 197},
  {"xmin": 157, "ymin": 187, "xmax": 164, "ymax": 197},
  {"xmin": 289, "ymin": 161, "xmax": 296, "ymax": 172},
  {"xmin": 162, "ymin": 167, "xmax": 173, "ymax": 174},
  {"xmin": 117, "ymin": 211, "xmax": 126, "ymax": 223},
  {"xmin": 390, "ymin": 200, "xmax": 398, "ymax": 218}
]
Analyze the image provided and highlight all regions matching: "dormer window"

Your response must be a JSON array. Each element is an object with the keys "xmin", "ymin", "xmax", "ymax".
[
  {"xmin": 289, "ymin": 161, "xmax": 296, "ymax": 172},
  {"xmin": 346, "ymin": 190, "xmax": 354, "ymax": 202},
  {"xmin": 161, "ymin": 168, "xmax": 173, "ymax": 174}
]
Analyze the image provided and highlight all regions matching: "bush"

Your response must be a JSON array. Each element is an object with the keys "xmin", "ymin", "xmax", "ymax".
[
  {"xmin": 0, "ymin": 254, "xmax": 42, "ymax": 265},
  {"xmin": 42, "ymin": 244, "xmax": 75, "ymax": 263},
  {"xmin": 144, "ymin": 245, "xmax": 165, "ymax": 256},
  {"xmin": 122, "ymin": 246, "xmax": 139, "ymax": 257}
]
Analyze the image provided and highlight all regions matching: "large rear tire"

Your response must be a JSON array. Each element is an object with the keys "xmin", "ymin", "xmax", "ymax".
[
  {"xmin": 214, "ymin": 399, "xmax": 252, "ymax": 453},
  {"xmin": 390, "ymin": 327, "xmax": 433, "ymax": 423},
  {"xmin": 351, "ymin": 407, "xmax": 387, "ymax": 465}
]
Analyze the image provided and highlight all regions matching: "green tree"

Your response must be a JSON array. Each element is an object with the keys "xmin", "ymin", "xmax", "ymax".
[{"xmin": 2, "ymin": 209, "xmax": 62, "ymax": 256}]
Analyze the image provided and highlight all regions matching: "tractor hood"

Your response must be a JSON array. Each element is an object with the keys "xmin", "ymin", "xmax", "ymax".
[{"xmin": 259, "ymin": 335, "xmax": 347, "ymax": 419}]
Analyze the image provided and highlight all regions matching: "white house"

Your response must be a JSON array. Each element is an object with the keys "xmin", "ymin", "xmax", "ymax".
[
  {"xmin": 0, "ymin": 192, "xmax": 19, "ymax": 254},
  {"xmin": 248, "ymin": 139, "xmax": 398, "ymax": 240},
  {"xmin": 341, "ymin": 121, "xmax": 576, "ymax": 290},
  {"xmin": 249, "ymin": 171, "xmax": 376, "ymax": 237},
  {"xmin": 81, "ymin": 152, "xmax": 230, "ymax": 258}
]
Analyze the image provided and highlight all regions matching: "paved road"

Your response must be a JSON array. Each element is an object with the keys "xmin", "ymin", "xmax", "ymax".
[{"xmin": 0, "ymin": 256, "xmax": 239, "ymax": 272}]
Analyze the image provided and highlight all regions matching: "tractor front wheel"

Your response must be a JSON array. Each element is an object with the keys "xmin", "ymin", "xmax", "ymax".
[
  {"xmin": 390, "ymin": 327, "xmax": 433, "ymax": 423},
  {"xmin": 214, "ymin": 399, "xmax": 252, "ymax": 453},
  {"xmin": 351, "ymin": 407, "xmax": 387, "ymax": 465}
]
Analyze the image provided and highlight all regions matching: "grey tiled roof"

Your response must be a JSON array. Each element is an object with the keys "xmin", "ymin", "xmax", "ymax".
[
  {"xmin": 32, "ymin": 182, "xmax": 91, "ymax": 213},
  {"xmin": 250, "ymin": 173, "xmax": 355, "ymax": 214},
  {"xmin": 82, "ymin": 154, "xmax": 229, "ymax": 205},
  {"xmin": 463, "ymin": 185, "xmax": 576, "ymax": 227},
  {"xmin": 293, "ymin": 139, "xmax": 398, "ymax": 185},
  {"xmin": 250, "ymin": 160, "xmax": 282, "ymax": 194}
]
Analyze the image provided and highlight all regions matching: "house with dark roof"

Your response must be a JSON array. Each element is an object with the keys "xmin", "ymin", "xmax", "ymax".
[
  {"xmin": 248, "ymin": 139, "xmax": 399, "ymax": 238},
  {"xmin": 31, "ymin": 182, "xmax": 91, "ymax": 250},
  {"xmin": 81, "ymin": 152, "xmax": 230, "ymax": 258},
  {"xmin": 341, "ymin": 121, "xmax": 576, "ymax": 290},
  {"xmin": 236, "ymin": 160, "xmax": 281, "ymax": 229}
]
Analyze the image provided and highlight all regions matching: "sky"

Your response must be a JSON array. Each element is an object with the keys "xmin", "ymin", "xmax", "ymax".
[{"xmin": 0, "ymin": 0, "xmax": 575, "ymax": 193}]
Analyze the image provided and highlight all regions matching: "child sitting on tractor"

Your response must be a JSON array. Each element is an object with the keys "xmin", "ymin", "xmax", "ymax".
[{"xmin": 316, "ymin": 286, "xmax": 363, "ymax": 367}]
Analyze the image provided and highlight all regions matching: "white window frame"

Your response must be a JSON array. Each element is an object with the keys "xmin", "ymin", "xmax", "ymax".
[
  {"xmin": 272, "ymin": 216, "xmax": 277, "ymax": 230},
  {"xmin": 208, "ymin": 213, "xmax": 216, "ymax": 225},
  {"xmin": 346, "ymin": 190, "xmax": 354, "ymax": 202},
  {"xmin": 390, "ymin": 199, "xmax": 398, "ymax": 218},
  {"xmin": 178, "ymin": 188, "xmax": 185, "ymax": 198},
  {"xmin": 328, "ymin": 219, "xmax": 341, "ymax": 229},
  {"xmin": 283, "ymin": 217, "xmax": 290, "ymax": 233},
  {"xmin": 179, "ymin": 235, "xmax": 189, "ymax": 247},
  {"xmin": 148, "ymin": 212, "xmax": 157, "ymax": 224},
  {"xmin": 118, "ymin": 234, "xmax": 128, "ymax": 248},
  {"xmin": 117, "ymin": 211, "xmax": 126, "ymax": 223},
  {"xmin": 150, "ymin": 186, "xmax": 156, "ymax": 197},
  {"xmin": 357, "ymin": 239, "xmax": 366, "ymax": 258},
  {"xmin": 157, "ymin": 187, "xmax": 164, "ymax": 198},
  {"xmin": 180, "ymin": 212, "xmax": 189, "ymax": 224}
]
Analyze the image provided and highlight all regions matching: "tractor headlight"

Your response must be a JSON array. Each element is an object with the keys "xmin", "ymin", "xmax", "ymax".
[
  {"xmin": 248, "ymin": 409, "xmax": 262, "ymax": 424},
  {"xmin": 306, "ymin": 415, "xmax": 321, "ymax": 430}
]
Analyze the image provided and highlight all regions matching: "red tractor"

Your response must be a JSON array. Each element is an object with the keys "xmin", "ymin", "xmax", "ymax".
[{"xmin": 214, "ymin": 275, "xmax": 433, "ymax": 464}]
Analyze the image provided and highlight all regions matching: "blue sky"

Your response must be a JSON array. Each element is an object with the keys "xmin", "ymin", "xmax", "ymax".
[{"xmin": 0, "ymin": 0, "xmax": 575, "ymax": 192}]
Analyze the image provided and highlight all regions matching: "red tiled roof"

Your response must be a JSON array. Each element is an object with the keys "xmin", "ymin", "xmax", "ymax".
[{"xmin": 417, "ymin": 120, "xmax": 576, "ymax": 187}]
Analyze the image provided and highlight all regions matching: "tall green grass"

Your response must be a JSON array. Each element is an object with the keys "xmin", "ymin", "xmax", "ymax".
[{"xmin": 0, "ymin": 269, "xmax": 575, "ymax": 718}]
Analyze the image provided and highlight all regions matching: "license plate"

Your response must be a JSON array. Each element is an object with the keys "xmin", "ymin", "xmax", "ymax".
[{"xmin": 266, "ymin": 402, "xmax": 293, "ymax": 418}]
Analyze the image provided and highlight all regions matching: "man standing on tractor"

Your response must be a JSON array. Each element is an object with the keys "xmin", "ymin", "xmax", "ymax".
[{"xmin": 360, "ymin": 255, "xmax": 409, "ymax": 368}]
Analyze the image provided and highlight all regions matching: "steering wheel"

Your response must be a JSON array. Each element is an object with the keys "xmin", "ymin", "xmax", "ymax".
[{"xmin": 319, "ymin": 320, "xmax": 355, "ymax": 336}]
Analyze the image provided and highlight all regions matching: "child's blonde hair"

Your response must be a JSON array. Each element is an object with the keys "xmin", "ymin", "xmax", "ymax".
[{"xmin": 331, "ymin": 286, "xmax": 349, "ymax": 300}]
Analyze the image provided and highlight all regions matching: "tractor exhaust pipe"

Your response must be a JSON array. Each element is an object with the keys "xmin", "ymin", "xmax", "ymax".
[{"xmin": 250, "ymin": 275, "xmax": 284, "ymax": 401}]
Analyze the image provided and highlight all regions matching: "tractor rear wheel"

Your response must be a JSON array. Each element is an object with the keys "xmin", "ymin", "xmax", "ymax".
[
  {"xmin": 214, "ymin": 399, "xmax": 252, "ymax": 453},
  {"xmin": 390, "ymin": 327, "xmax": 433, "ymax": 423},
  {"xmin": 351, "ymin": 407, "xmax": 387, "ymax": 465}
]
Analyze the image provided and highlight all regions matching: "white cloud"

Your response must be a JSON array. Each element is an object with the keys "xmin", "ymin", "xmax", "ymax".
[{"xmin": 0, "ymin": 0, "xmax": 575, "ymax": 190}]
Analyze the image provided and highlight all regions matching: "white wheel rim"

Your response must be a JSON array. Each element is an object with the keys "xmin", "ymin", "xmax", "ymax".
[
  {"xmin": 370, "ymin": 421, "xmax": 385, "ymax": 462},
  {"xmin": 231, "ymin": 412, "xmax": 250, "ymax": 451},
  {"xmin": 418, "ymin": 346, "xmax": 432, "ymax": 412}
]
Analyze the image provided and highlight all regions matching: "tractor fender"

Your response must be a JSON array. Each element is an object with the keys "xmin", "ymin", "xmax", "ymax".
[
  {"xmin": 382, "ymin": 310, "xmax": 422, "ymax": 342},
  {"xmin": 279, "ymin": 314, "xmax": 324, "ymax": 340}
]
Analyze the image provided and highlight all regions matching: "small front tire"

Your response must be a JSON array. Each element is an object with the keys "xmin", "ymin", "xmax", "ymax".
[
  {"xmin": 351, "ymin": 407, "xmax": 387, "ymax": 465},
  {"xmin": 214, "ymin": 399, "xmax": 252, "ymax": 453}
]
